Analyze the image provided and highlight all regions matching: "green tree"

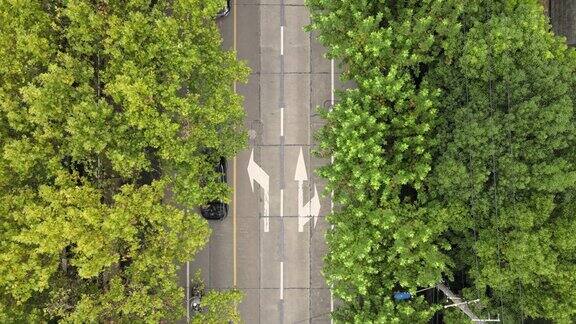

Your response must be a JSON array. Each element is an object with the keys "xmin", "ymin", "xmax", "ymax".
[
  {"xmin": 307, "ymin": 0, "xmax": 464, "ymax": 321},
  {"xmin": 426, "ymin": 1, "xmax": 576, "ymax": 322},
  {"xmin": 191, "ymin": 289, "xmax": 243, "ymax": 324},
  {"xmin": 187, "ymin": 272, "xmax": 242, "ymax": 324},
  {"xmin": 307, "ymin": 0, "xmax": 576, "ymax": 322},
  {"xmin": 0, "ymin": 0, "xmax": 248, "ymax": 322}
]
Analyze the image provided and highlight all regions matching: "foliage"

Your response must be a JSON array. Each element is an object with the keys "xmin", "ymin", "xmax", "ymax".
[
  {"xmin": 307, "ymin": 0, "xmax": 576, "ymax": 322},
  {"xmin": 187, "ymin": 271, "xmax": 242, "ymax": 324},
  {"xmin": 0, "ymin": 0, "xmax": 247, "ymax": 322},
  {"xmin": 307, "ymin": 0, "xmax": 465, "ymax": 321},
  {"xmin": 426, "ymin": 1, "xmax": 576, "ymax": 322},
  {"xmin": 191, "ymin": 289, "xmax": 243, "ymax": 324}
]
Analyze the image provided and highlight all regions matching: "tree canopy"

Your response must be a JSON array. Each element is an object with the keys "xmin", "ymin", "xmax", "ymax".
[
  {"xmin": 0, "ymin": 0, "xmax": 247, "ymax": 322},
  {"xmin": 307, "ymin": 0, "xmax": 576, "ymax": 322},
  {"xmin": 427, "ymin": 2, "xmax": 576, "ymax": 322}
]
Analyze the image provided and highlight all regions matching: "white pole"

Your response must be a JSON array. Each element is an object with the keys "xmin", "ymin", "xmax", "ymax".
[{"xmin": 444, "ymin": 299, "xmax": 480, "ymax": 309}]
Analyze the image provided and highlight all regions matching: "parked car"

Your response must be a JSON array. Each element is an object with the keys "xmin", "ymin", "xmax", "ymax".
[
  {"xmin": 216, "ymin": 0, "xmax": 231, "ymax": 19},
  {"xmin": 200, "ymin": 157, "xmax": 229, "ymax": 220}
]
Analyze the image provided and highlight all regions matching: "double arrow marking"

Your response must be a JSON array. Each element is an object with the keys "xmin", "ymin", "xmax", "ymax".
[
  {"xmin": 247, "ymin": 149, "xmax": 270, "ymax": 232},
  {"xmin": 247, "ymin": 148, "xmax": 321, "ymax": 233}
]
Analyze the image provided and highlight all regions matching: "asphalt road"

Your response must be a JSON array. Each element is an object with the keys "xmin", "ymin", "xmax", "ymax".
[
  {"xmin": 176, "ymin": 2, "xmax": 576, "ymax": 323},
  {"xmin": 179, "ymin": 0, "xmax": 347, "ymax": 323}
]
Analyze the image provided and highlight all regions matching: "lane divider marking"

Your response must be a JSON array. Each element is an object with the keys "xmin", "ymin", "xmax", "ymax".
[
  {"xmin": 280, "ymin": 188, "xmax": 284, "ymax": 218},
  {"xmin": 280, "ymin": 261, "xmax": 284, "ymax": 300},
  {"xmin": 280, "ymin": 26, "xmax": 284, "ymax": 56},
  {"xmin": 280, "ymin": 107, "xmax": 284, "ymax": 136}
]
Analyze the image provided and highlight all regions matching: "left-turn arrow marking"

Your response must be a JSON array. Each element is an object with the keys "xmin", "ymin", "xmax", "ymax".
[{"xmin": 247, "ymin": 149, "xmax": 270, "ymax": 232}]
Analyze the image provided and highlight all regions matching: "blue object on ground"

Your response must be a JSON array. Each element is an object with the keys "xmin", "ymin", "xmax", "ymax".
[{"xmin": 394, "ymin": 291, "xmax": 412, "ymax": 301}]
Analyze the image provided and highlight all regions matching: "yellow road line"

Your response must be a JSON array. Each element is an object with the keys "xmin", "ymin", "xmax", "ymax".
[{"xmin": 232, "ymin": 0, "xmax": 238, "ymax": 288}]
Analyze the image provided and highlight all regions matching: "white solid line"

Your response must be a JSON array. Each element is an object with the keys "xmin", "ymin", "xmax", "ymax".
[
  {"xmin": 264, "ymin": 217, "xmax": 270, "ymax": 232},
  {"xmin": 330, "ymin": 59, "xmax": 335, "ymax": 213},
  {"xmin": 280, "ymin": 188, "xmax": 284, "ymax": 218},
  {"xmin": 330, "ymin": 289, "xmax": 334, "ymax": 312},
  {"xmin": 280, "ymin": 261, "xmax": 284, "ymax": 300},
  {"xmin": 280, "ymin": 107, "xmax": 284, "ymax": 136},
  {"xmin": 330, "ymin": 59, "xmax": 335, "ymax": 104},
  {"xmin": 330, "ymin": 58, "xmax": 335, "ymax": 324},
  {"xmin": 330, "ymin": 157, "xmax": 334, "ymax": 212},
  {"xmin": 280, "ymin": 26, "xmax": 284, "ymax": 56}
]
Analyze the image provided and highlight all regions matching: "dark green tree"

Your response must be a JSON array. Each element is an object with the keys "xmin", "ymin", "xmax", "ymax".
[
  {"xmin": 0, "ymin": 0, "xmax": 248, "ymax": 321},
  {"xmin": 427, "ymin": 1, "xmax": 576, "ymax": 322}
]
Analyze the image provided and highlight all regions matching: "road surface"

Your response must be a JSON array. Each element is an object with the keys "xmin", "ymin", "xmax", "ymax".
[
  {"xmin": 176, "ymin": 1, "xmax": 576, "ymax": 323},
  {"xmin": 181, "ymin": 0, "xmax": 347, "ymax": 323}
]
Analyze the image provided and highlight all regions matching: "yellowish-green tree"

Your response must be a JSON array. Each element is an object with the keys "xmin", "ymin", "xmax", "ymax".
[{"xmin": 0, "ymin": 0, "xmax": 247, "ymax": 321}]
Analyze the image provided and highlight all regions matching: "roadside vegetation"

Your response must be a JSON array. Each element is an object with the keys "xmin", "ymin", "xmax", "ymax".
[
  {"xmin": 307, "ymin": 0, "xmax": 576, "ymax": 322},
  {"xmin": 0, "ymin": 0, "xmax": 246, "ymax": 322}
]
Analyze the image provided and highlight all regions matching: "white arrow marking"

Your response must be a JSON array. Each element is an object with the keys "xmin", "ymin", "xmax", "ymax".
[
  {"xmin": 247, "ymin": 149, "xmax": 270, "ymax": 232},
  {"xmin": 295, "ymin": 148, "xmax": 321, "ymax": 232},
  {"xmin": 303, "ymin": 185, "xmax": 320, "ymax": 228}
]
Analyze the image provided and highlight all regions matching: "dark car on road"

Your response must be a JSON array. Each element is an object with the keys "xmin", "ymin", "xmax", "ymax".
[
  {"xmin": 216, "ymin": 0, "xmax": 231, "ymax": 19},
  {"xmin": 200, "ymin": 157, "xmax": 229, "ymax": 220}
]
